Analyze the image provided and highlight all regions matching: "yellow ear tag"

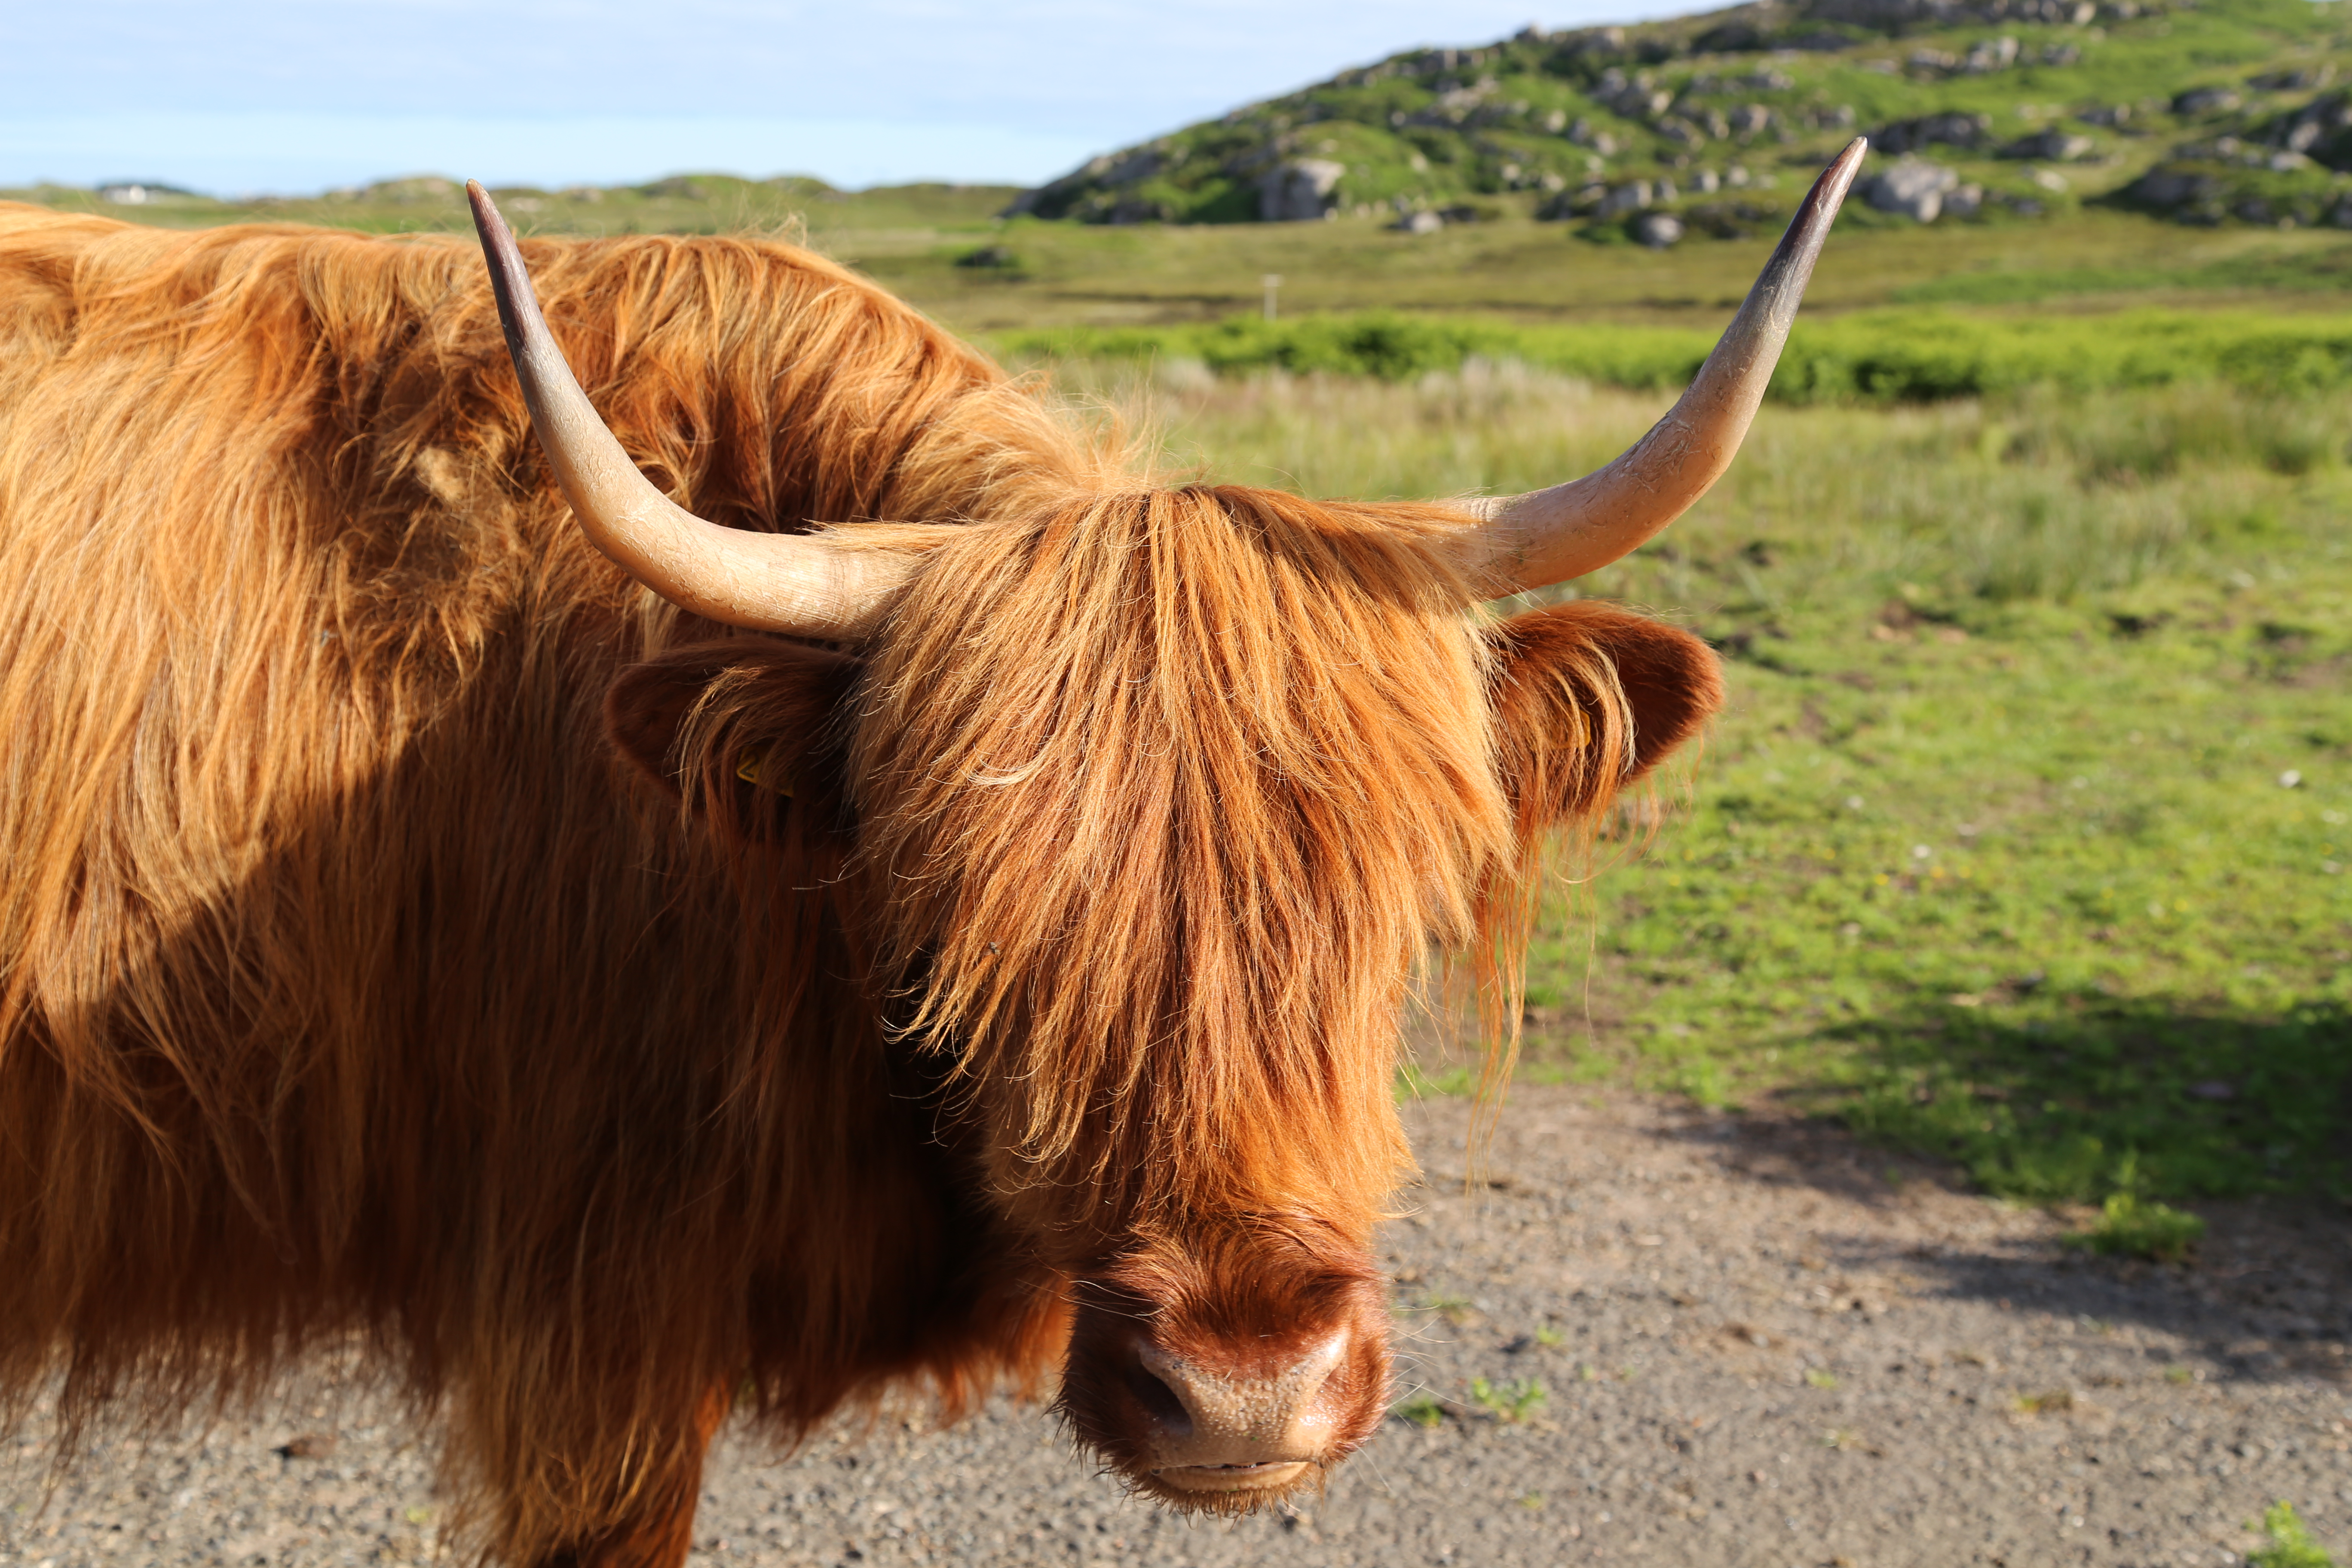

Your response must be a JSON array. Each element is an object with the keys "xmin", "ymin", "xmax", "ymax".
[{"xmin": 736, "ymin": 752, "xmax": 794, "ymax": 797}]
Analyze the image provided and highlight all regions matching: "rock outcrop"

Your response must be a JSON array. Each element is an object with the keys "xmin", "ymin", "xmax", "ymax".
[
  {"xmin": 2003, "ymin": 127, "xmax": 2095, "ymax": 161},
  {"xmin": 1863, "ymin": 157, "xmax": 1962, "ymax": 220},
  {"xmin": 1632, "ymin": 211, "xmax": 1687, "ymax": 247},
  {"xmin": 1873, "ymin": 113, "xmax": 1994, "ymax": 154},
  {"xmin": 1259, "ymin": 159, "xmax": 1347, "ymax": 221}
]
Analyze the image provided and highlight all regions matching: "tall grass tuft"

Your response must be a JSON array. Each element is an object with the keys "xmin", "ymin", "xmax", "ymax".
[
  {"xmin": 2067, "ymin": 1194, "xmax": 2208, "ymax": 1262},
  {"xmin": 2250, "ymin": 1502, "xmax": 2338, "ymax": 1568},
  {"xmin": 1052, "ymin": 360, "xmax": 2350, "ymax": 607}
]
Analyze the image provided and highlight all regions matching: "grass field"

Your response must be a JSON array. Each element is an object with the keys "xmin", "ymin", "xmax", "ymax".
[
  {"xmin": 1083, "ymin": 363, "xmax": 2352, "ymax": 1207},
  {"xmin": 25, "ymin": 170, "xmax": 2352, "ymax": 334}
]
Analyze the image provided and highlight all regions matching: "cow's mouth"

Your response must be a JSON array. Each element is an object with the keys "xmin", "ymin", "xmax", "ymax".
[{"xmin": 1151, "ymin": 1459, "xmax": 1313, "ymax": 1494}]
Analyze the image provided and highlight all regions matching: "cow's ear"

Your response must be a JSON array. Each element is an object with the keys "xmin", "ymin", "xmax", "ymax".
[
  {"xmin": 604, "ymin": 639, "xmax": 860, "ymax": 838},
  {"xmin": 1486, "ymin": 601, "xmax": 1725, "ymax": 835}
]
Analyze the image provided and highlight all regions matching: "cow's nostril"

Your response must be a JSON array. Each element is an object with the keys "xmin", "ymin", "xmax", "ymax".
[{"xmin": 1125, "ymin": 1360, "xmax": 1193, "ymax": 1436}]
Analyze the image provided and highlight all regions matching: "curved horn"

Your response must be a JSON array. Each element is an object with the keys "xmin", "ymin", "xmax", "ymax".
[
  {"xmin": 1457, "ymin": 138, "xmax": 1866, "ymax": 593},
  {"xmin": 467, "ymin": 182, "xmax": 910, "ymax": 638}
]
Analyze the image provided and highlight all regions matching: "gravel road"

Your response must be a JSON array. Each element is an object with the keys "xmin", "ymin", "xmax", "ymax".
[{"xmin": 2, "ymin": 1087, "xmax": 2345, "ymax": 1568}]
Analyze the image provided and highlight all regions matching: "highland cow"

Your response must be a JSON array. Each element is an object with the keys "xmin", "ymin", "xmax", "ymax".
[{"xmin": 0, "ymin": 143, "xmax": 1862, "ymax": 1566}]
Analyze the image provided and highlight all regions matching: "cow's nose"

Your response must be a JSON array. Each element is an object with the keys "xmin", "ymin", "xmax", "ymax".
[{"xmin": 1128, "ymin": 1330, "xmax": 1349, "ymax": 1493}]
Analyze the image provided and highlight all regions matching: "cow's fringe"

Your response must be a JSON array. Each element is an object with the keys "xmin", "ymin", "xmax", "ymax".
[{"xmin": 847, "ymin": 485, "xmax": 1505, "ymax": 1250}]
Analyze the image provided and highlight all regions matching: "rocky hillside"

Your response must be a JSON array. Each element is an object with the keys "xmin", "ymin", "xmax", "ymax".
[{"xmin": 1010, "ymin": 0, "xmax": 2352, "ymax": 241}]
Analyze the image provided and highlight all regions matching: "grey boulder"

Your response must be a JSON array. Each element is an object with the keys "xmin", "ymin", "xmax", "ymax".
[
  {"xmin": 1863, "ymin": 157, "xmax": 1961, "ymax": 222},
  {"xmin": 1258, "ymin": 159, "xmax": 1346, "ymax": 222},
  {"xmin": 1632, "ymin": 212, "xmax": 1685, "ymax": 248}
]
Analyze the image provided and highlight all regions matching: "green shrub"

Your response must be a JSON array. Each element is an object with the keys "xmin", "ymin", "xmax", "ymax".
[
  {"xmin": 1470, "ymin": 1376, "xmax": 1549, "ymax": 1422},
  {"xmin": 998, "ymin": 308, "xmax": 2352, "ymax": 403},
  {"xmin": 1000, "ymin": 314, "xmax": 1712, "ymax": 388},
  {"xmin": 2249, "ymin": 1501, "xmax": 2337, "ymax": 1568},
  {"xmin": 1390, "ymin": 1392, "xmax": 1449, "ymax": 1428},
  {"xmin": 1396, "ymin": 1062, "xmax": 1476, "ymax": 1100},
  {"xmin": 2068, "ymin": 1194, "xmax": 2208, "ymax": 1262}
]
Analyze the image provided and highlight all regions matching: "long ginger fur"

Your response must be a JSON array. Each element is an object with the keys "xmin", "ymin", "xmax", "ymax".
[
  {"xmin": 0, "ymin": 204, "xmax": 1094, "ymax": 1562},
  {"xmin": 0, "ymin": 203, "xmax": 1720, "ymax": 1562}
]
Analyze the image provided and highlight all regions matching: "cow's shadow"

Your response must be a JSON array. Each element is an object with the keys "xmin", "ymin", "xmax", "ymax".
[{"xmin": 1622, "ymin": 995, "xmax": 2352, "ymax": 1382}]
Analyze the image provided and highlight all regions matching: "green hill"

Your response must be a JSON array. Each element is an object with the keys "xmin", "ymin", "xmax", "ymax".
[
  {"xmin": 24, "ymin": 0, "xmax": 2352, "ymax": 346},
  {"xmin": 1011, "ymin": 0, "xmax": 2352, "ymax": 240},
  {"xmin": 0, "ymin": 173, "xmax": 1021, "ymax": 239}
]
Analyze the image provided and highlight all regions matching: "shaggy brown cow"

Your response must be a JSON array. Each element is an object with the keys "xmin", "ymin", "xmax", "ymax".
[{"xmin": 0, "ymin": 141, "xmax": 1862, "ymax": 1566}]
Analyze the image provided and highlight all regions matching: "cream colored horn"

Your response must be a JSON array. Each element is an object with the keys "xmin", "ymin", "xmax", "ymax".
[
  {"xmin": 468, "ymin": 183, "xmax": 910, "ymax": 638},
  {"xmin": 1456, "ymin": 138, "xmax": 1866, "ymax": 591}
]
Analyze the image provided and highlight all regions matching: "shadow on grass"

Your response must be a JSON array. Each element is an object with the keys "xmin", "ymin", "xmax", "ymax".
[
  {"xmin": 1799, "ymin": 996, "xmax": 2352, "ymax": 1205},
  {"xmin": 1622, "ymin": 1059, "xmax": 2352, "ymax": 1385},
  {"xmin": 1467, "ymin": 992, "xmax": 2352, "ymax": 1377},
  {"xmin": 1811, "ymin": 1211, "xmax": 2351, "ymax": 1387}
]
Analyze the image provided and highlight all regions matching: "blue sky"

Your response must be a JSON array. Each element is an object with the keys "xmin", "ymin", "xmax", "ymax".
[{"xmin": 0, "ymin": 0, "xmax": 1710, "ymax": 195}]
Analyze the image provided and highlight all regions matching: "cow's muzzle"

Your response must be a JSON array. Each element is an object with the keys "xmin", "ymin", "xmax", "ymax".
[
  {"xmin": 1055, "ymin": 1229, "xmax": 1391, "ymax": 1511},
  {"xmin": 1130, "ymin": 1329, "xmax": 1349, "ymax": 1493}
]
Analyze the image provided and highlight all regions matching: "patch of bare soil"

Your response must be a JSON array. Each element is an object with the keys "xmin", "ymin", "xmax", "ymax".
[{"xmin": 0, "ymin": 1087, "xmax": 2343, "ymax": 1567}]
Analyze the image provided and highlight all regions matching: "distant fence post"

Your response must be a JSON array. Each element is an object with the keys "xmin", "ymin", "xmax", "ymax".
[{"xmin": 1263, "ymin": 274, "xmax": 1283, "ymax": 322}]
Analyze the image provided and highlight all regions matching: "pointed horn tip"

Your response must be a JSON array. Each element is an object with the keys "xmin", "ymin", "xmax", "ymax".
[
  {"xmin": 1827, "ymin": 138, "xmax": 1868, "ymax": 192},
  {"xmin": 466, "ymin": 181, "xmax": 505, "ymax": 238},
  {"xmin": 466, "ymin": 180, "xmax": 534, "ymax": 348},
  {"xmin": 1779, "ymin": 138, "xmax": 1869, "ymax": 247},
  {"xmin": 1816, "ymin": 138, "xmax": 1868, "ymax": 200}
]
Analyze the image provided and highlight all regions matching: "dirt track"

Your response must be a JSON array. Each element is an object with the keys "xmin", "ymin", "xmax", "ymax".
[{"xmin": 2, "ymin": 1087, "xmax": 2346, "ymax": 1568}]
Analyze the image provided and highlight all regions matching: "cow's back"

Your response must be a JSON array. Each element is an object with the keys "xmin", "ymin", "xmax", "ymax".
[{"xmin": 0, "ymin": 205, "xmax": 1072, "ymax": 1546}]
